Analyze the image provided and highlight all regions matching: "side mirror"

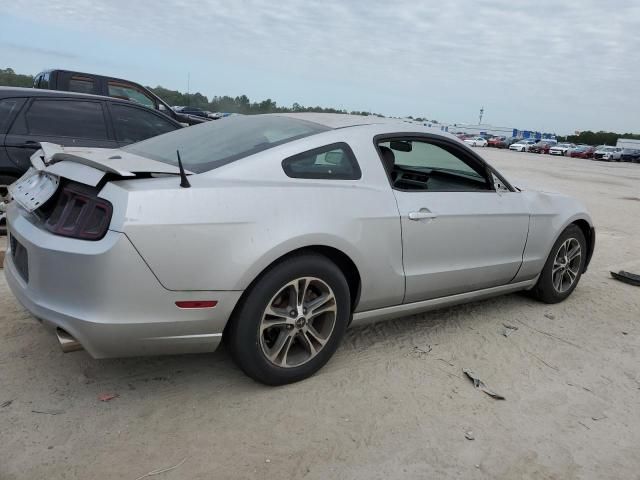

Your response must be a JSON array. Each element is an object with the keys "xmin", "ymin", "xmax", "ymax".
[
  {"xmin": 492, "ymin": 173, "xmax": 510, "ymax": 193},
  {"xmin": 389, "ymin": 140, "xmax": 412, "ymax": 152}
]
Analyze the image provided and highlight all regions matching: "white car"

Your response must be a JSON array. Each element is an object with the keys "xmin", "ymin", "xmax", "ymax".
[
  {"xmin": 463, "ymin": 137, "xmax": 488, "ymax": 147},
  {"xmin": 509, "ymin": 139, "xmax": 537, "ymax": 152},
  {"xmin": 549, "ymin": 143, "xmax": 575, "ymax": 156},
  {"xmin": 593, "ymin": 146, "xmax": 623, "ymax": 161},
  {"xmin": 4, "ymin": 114, "xmax": 595, "ymax": 385}
]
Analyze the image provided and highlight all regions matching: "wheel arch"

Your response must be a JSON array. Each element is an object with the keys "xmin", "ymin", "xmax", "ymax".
[
  {"xmin": 571, "ymin": 218, "xmax": 595, "ymax": 273},
  {"xmin": 225, "ymin": 244, "xmax": 362, "ymax": 338}
]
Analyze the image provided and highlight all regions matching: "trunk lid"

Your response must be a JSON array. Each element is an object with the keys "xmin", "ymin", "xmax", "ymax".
[{"xmin": 9, "ymin": 142, "xmax": 189, "ymax": 214}]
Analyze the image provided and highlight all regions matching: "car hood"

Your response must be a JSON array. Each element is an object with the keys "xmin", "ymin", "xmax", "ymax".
[{"xmin": 30, "ymin": 142, "xmax": 191, "ymax": 186}]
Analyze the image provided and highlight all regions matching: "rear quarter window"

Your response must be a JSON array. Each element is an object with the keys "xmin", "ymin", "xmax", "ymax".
[{"xmin": 282, "ymin": 143, "xmax": 361, "ymax": 180}]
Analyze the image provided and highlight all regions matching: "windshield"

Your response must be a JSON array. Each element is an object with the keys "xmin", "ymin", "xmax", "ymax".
[{"xmin": 124, "ymin": 115, "xmax": 329, "ymax": 173}]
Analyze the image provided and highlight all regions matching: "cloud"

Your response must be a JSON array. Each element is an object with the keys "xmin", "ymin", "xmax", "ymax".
[
  {"xmin": 4, "ymin": 0, "xmax": 640, "ymax": 132},
  {"xmin": 0, "ymin": 42, "xmax": 81, "ymax": 60}
]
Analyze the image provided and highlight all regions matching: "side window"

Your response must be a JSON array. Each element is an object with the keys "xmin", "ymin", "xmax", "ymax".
[
  {"xmin": 0, "ymin": 98, "xmax": 26, "ymax": 133},
  {"xmin": 41, "ymin": 72, "xmax": 50, "ymax": 88},
  {"xmin": 110, "ymin": 103, "xmax": 178, "ymax": 144},
  {"xmin": 282, "ymin": 143, "xmax": 361, "ymax": 180},
  {"xmin": 377, "ymin": 139, "xmax": 491, "ymax": 191},
  {"xmin": 108, "ymin": 81, "xmax": 156, "ymax": 109},
  {"xmin": 68, "ymin": 75, "xmax": 98, "ymax": 94},
  {"xmin": 24, "ymin": 99, "xmax": 108, "ymax": 139}
]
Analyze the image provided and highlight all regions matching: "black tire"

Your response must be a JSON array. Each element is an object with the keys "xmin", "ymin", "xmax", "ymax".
[
  {"xmin": 531, "ymin": 225, "xmax": 587, "ymax": 304},
  {"xmin": 226, "ymin": 253, "xmax": 351, "ymax": 385},
  {"xmin": 0, "ymin": 175, "xmax": 18, "ymax": 237}
]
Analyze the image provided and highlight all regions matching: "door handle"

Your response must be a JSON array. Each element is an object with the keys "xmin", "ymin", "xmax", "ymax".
[{"xmin": 408, "ymin": 209, "xmax": 438, "ymax": 221}]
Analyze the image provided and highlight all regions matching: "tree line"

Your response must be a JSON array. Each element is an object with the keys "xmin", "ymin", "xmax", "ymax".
[
  {"xmin": 1, "ymin": 67, "xmax": 637, "ymax": 142},
  {"xmin": 0, "ymin": 68, "xmax": 379, "ymax": 116},
  {"xmin": 557, "ymin": 130, "xmax": 640, "ymax": 146}
]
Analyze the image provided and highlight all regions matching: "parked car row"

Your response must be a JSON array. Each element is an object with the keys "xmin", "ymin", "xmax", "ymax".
[{"xmin": 505, "ymin": 139, "xmax": 637, "ymax": 162}]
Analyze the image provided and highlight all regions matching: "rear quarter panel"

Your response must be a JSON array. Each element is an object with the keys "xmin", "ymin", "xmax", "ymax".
[{"xmin": 102, "ymin": 128, "xmax": 405, "ymax": 311}]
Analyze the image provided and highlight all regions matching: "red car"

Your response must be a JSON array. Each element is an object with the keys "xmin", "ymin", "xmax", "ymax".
[
  {"xmin": 529, "ymin": 141, "xmax": 555, "ymax": 154},
  {"xmin": 487, "ymin": 136, "xmax": 507, "ymax": 148},
  {"xmin": 567, "ymin": 145, "xmax": 596, "ymax": 159}
]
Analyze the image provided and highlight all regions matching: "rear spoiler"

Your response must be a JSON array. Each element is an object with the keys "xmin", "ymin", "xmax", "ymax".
[{"xmin": 36, "ymin": 143, "xmax": 136, "ymax": 177}]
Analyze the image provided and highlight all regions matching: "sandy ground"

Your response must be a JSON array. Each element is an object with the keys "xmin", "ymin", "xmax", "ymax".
[{"xmin": 1, "ymin": 150, "xmax": 639, "ymax": 480}]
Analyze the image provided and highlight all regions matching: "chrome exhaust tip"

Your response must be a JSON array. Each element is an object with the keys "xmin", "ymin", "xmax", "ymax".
[{"xmin": 56, "ymin": 328, "xmax": 83, "ymax": 353}]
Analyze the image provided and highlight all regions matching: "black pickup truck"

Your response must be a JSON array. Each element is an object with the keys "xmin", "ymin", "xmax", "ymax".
[{"xmin": 33, "ymin": 69, "xmax": 208, "ymax": 126}]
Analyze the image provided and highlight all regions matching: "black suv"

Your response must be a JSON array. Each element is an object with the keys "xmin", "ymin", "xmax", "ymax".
[
  {"xmin": 33, "ymin": 69, "xmax": 209, "ymax": 126},
  {"xmin": 0, "ymin": 87, "xmax": 182, "ymax": 233}
]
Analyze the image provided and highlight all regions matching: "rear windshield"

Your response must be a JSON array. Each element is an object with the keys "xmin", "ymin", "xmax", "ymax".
[{"xmin": 123, "ymin": 115, "xmax": 329, "ymax": 173}]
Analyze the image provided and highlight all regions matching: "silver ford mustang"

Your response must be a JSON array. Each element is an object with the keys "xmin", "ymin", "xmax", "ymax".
[{"xmin": 4, "ymin": 114, "xmax": 595, "ymax": 385}]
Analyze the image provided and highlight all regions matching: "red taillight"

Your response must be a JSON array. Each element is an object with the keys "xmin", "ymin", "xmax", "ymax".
[
  {"xmin": 43, "ymin": 183, "xmax": 113, "ymax": 240},
  {"xmin": 175, "ymin": 301, "xmax": 218, "ymax": 309}
]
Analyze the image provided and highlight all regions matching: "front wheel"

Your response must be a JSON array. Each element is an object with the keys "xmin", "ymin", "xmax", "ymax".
[
  {"xmin": 226, "ymin": 253, "xmax": 351, "ymax": 385},
  {"xmin": 531, "ymin": 225, "xmax": 586, "ymax": 304}
]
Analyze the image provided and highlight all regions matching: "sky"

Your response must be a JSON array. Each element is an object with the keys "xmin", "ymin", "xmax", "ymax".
[{"xmin": 1, "ymin": 0, "xmax": 639, "ymax": 134}]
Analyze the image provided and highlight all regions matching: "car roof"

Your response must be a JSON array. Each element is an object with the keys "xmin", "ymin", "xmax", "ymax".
[
  {"xmin": 0, "ymin": 86, "xmax": 139, "ymax": 104},
  {"xmin": 273, "ymin": 112, "xmax": 409, "ymax": 129},
  {"xmin": 37, "ymin": 69, "xmax": 147, "ymax": 88},
  {"xmin": 0, "ymin": 87, "xmax": 182, "ymax": 126}
]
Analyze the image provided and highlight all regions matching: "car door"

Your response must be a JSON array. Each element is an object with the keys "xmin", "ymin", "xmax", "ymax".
[
  {"xmin": 376, "ymin": 135, "xmax": 530, "ymax": 303},
  {"xmin": 5, "ymin": 97, "xmax": 118, "ymax": 172},
  {"xmin": 107, "ymin": 102, "xmax": 180, "ymax": 146}
]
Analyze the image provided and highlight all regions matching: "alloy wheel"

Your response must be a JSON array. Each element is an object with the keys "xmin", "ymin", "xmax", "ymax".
[
  {"xmin": 259, "ymin": 276, "xmax": 337, "ymax": 368},
  {"xmin": 552, "ymin": 238, "xmax": 582, "ymax": 293}
]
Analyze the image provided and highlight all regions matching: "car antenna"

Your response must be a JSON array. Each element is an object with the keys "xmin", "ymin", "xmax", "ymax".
[{"xmin": 176, "ymin": 149, "xmax": 191, "ymax": 188}]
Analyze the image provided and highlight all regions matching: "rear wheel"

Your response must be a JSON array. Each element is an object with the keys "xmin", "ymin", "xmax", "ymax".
[
  {"xmin": 226, "ymin": 253, "xmax": 351, "ymax": 385},
  {"xmin": 531, "ymin": 225, "xmax": 586, "ymax": 304},
  {"xmin": 0, "ymin": 175, "xmax": 18, "ymax": 237}
]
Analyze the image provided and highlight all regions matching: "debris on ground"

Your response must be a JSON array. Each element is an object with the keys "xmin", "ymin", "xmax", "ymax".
[
  {"xmin": 544, "ymin": 313, "xmax": 556, "ymax": 320},
  {"xmin": 464, "ymin": 431, "xmax": 475, "ymax": 440},
  {"xmin": 591, "ymin": 414, "xmax": 607, "ymax": 421},
  {"xmin": 502, "ymin": 323, "xmax": 519, "ymax": 337},
  {"xmin": 98, "ymin": 393, "xmax": 119, "ymax": 402},
  {"xmin": 1, "ymin": 400, "xmax": 13, "ymax": 408},
  {"xmin": 462, "ymin": 369, "xmax": 506, "ymax": 400},
  {"xmin": 611, "ymin": 270, "xmax": 640, "ymax": 287},
  {"xmin": 31, "ymin": 409, "xmax": 65, "ymax": 415},
  {"xmin": 413, "ymin": 345, "xmax": 432, "ymax": 355},
  {"xmin": 134, "ymin": 457, "xmax": 188, "ymax": 480}
]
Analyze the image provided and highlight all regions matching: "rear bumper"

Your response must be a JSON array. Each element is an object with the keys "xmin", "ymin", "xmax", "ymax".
[{"xmin": 4, "ymin": 203, "xmax": 242, "ymax": 358}]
